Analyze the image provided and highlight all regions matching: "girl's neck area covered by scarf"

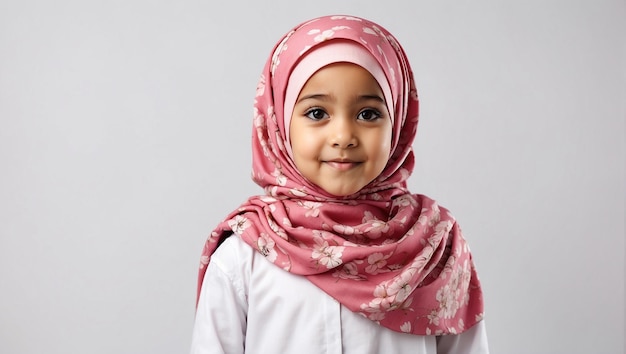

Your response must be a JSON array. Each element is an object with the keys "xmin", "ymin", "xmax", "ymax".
[{"xmin": 198, "ymin": 15, "xmax": 484, "ymax": 335}]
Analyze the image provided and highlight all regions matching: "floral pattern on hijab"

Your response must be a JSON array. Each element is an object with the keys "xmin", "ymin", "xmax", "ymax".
[{"xmin": 197, "ymin": 14, "xmax": 484, "ymax": 335}]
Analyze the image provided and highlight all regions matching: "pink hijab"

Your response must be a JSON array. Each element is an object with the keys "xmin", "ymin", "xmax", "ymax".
[{"xmin": 197, "ymin": 14, "xmax": 484, "ymax": 335}]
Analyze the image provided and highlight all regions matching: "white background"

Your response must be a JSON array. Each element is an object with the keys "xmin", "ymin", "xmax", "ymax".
[{"xmin": 1, "ymin": 0, "xmax": 624, "ymax": 353}]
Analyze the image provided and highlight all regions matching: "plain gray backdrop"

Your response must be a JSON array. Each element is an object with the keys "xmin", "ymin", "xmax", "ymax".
[{"xmin": 1, "ymin": 0, "xmax": 624, "ymax": 353}]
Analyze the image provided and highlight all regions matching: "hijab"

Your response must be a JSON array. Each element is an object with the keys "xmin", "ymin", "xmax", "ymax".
[{"xmin": 197, "ymin": 14, "xmax": 484, "ymax": 335}]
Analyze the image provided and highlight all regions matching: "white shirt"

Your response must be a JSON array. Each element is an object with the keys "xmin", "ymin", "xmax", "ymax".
[{"xmin": 191, "ymin": 236, "xmax": 489, "ymax": 354}]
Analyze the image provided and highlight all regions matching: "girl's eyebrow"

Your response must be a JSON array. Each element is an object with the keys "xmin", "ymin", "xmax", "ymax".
[
  {"xmin": 358, "ymin": 94, "xmax": 385, "ymax": 103},
  {"xmin": 296, "ymin": 93, "xmax": 385, "ymax": 104},
  {"xmin": 296, "ymin": 93, "xmax": 328, "ymax": 103}
]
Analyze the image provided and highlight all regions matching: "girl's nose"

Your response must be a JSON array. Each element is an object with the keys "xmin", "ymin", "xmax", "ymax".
[{"xmin": 329, "ymin": 117, "xmax": 358, "ymax": 148}]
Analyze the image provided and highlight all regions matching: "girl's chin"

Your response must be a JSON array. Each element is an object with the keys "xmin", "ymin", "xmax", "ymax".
[{"xmin": 319, "ymin": 184, "xmax": 366, "ymax": 197}]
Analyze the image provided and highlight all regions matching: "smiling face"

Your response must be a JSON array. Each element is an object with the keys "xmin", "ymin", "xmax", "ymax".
[{"xmin": 289, "ymin": 62, "xmax": 393, "ymax": 196}]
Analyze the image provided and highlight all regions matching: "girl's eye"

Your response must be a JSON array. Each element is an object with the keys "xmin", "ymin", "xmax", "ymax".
[
  {"xmin": 358, "ymin": 109, "xmax": 382, "ymax": 121},
  {"xmin": 304, "ymin": 108, "xmax": 328, "ymax": 121}
]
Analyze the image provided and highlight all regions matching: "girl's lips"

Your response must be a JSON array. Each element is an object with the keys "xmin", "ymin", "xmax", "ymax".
[{"xmin": 324, "ymin": 160, "xmax": 360, "ymax": 171}]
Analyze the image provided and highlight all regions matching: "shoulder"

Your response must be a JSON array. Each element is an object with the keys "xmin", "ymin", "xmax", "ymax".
[
  {"xmin": 207, "ymin": 235, "xmax": 256, "ymax": 286},
  {"xmin": 211, "ymin": 235, "xmax": 254, "ymax": 266}
]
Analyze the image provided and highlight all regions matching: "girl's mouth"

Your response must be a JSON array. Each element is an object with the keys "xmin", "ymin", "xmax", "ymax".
[{"xmin": 324, "ymin": 160, "xmax": 360, "ymax": 171}]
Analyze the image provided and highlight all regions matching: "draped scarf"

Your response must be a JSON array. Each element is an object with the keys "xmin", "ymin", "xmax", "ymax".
[{"xmin": 197, "ymin": 14, "xmax": 484, "ymax": 335}]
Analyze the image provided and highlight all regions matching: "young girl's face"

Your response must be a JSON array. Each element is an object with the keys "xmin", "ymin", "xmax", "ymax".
[{"xmin": 289, "ymin": 62, "xmax": 392, "ymax": 196}]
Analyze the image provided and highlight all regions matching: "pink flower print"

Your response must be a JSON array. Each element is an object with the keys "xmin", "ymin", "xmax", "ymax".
[
  {"xmin": 370, "ymin": 312, "xmax": 386, "ymax": 321},
  {"xmin": 362, "ymin": 211, "xmax": 376, "ymax": 222},
  {"xmin": 396, "ymin": 216, "xmax": 408, "ymax": 227},
  {"xmin": 448, "ymin": 265, "xmax": 461, "ymax": 290},
  {"xmin": 270, "ymin": 52, "xmax": 281, "ymax": 76},
  {"xmin": 386, "ymin": 34, "xmax": 401, "ymax": 51},
  {"xmin": 417, "ymin": 209, "xmax": 429, "ymax": 226},
  {"xmin": 427, "ymin": 309, "xmax": 441, "ymax": 325},
  {"xmin": 199, "ymin": 255, "xmax": 209, "ymax": 269},
  {"xmin": 253, "ymin": 107, "xmax": 265, "ymax": 128},
  {"xmin": 463, "ymin": 240, "xmax": 471, "ymax": 254},
  {"xmin": 289, "ymin": 188, "xmax": 307, "ymax": 197},
  {"xmin": 228, "ymin": 215, "xmax": 251, "ymax": 235},
  {"xmin": 368, "ymin": 25, "xmax": 388, "ymax": 41},
  {"xmin": 257, "ymin": 232, "xmax": 277, "ymax": 262},
  {"xmin": 312, "ymin": 229, "xmax": 332, "ymax": 240},
  {"xmin": 359, "ymin": 302, "xmax": 386, "ymax": 321},
  {"xmin": 312, "ymin": 29, "xmax": 334, "ymax": 42},
  {"xmin": 387, "ymin": 269, "xmax": 415, "ymax": 304},
  {"xmin": 400, "ymin": 321, "xmax": 412, "ymax": 333},
  {"xmin": 413, "ymin": 244, "xmax": 435, "ymax": 271},
  {"xmin": 275, "ymin": 132, "xmax": 286, "ymax": 153},
  {"xmin": 208, "ymin": 230, "xmax": 221, "ymax": 243},
  {"xmin": 299, "ymin": 200, "xmax": 322, "ymax": 217},
  {"xmin": 369, "ymin": 192, "xmax": 383, "ymax": 201},
  {"xmin": 270, "ymin": 34, "xmax": 290, "ymax": 76},
  {"xmin": 298, "ymin": 44, "xmax": 312, "ymax": 56},
  {"xmin": 440, "ymin": 255, "xmax": 456, "ymax": 280},
  {"xmin": 369, "ymin": 283, "xmax": 396, "ymax": 310},
  {"xmin": 362, "ymin": 211, "xmax": 390, "ymax": 238},
  {"xmin": 267, "ymin": 217, "xmax": 287, "ymax": 239},
  {"xmin": 363, "ymin": 26, "xmax": 379, "ymax": 37},
  {"xmin": 312, "ymin": 237, "xmax": 345, "ymax": 268},
  {"xmin": 332, "ymin": 224, "xmax": 356, "ymax": 236},
  {"xmin": 457, "ymin": 319, "xmax": 465, "ymax": 332},
  {"xmin": 271, "ymin": 168, "xmax": 287, "ymax": 186},
  {"xmin": 405, "ymin": 224, "xmax": 417, "ymax": 237},
  {"xmin": 458, "ymin": 263, "xmax": 473, "ymax": 307},
  {"xmin": 329, "ymin": 15, "xmax": 362, "ymax": 21},
  {"xmin": 399, "ymin": 295, "xmax": 413, "ymax": 310},
  {"xmin": 365, "ymin": 252, "xmax": 391, "ymax": 274},
  {"xmin": 461, "ymin": 261, "xmax": 472, "ymax": 288},
  {"xmin": 332, "ymin": 261, "xmax": 365, "ymax": 281},
  {"xmin": 256, "ymin": 74, "xmax": 266, "ymax": 97},
  {"xmin": 433, "ymin": 220, "xmax": 452, "ymax": 240},
  {"xmin": 387, "ymin": 263, "xmax": 403, "ymax": 271},
  {"xmin": 428, "ymin": 203, "xmax": 442, "ymax": 226},
  {"xmin": 364, "ymin": 219, "xmax": 390, "ymax": 239},
  {"xmin": 436, "ymin": 284, "xmax": 461, "ymax": 319},
  {"xmin": 266, "ymin": 186, "xmax": 278, "ymax": 197},
  {"xmin": 452, "ymin": 243, "xmax": 463, "ymax": 258},
  {"xmin": 267, "ymin": 105, "xmax": 276, "ymax": 124},
  {"xmin": 399, "ymin": 167, "xmax": 410, "ymax": 181},
  {"xmin": 365, "ymin": 271, "xmax": 417, "ymax": 313},
  {"xmin": 259, "ymin": 196, "xmax": 277, "ymax": 203},
  {"xmin": 307, "ymin": 26, "xmax": 352, "ymax": 42},
  {"xmin": 391, "ymin": 194, "xmax": 417, "ymax": 209},
  {"xmin": 256, "ymin": 129, "xmax": 271, "ymax": 158}
]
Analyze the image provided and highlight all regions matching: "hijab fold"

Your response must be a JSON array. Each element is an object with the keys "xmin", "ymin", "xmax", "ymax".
[{"xmin": 197, "ymin": 15, "xmax": 484, "ymax": 335}]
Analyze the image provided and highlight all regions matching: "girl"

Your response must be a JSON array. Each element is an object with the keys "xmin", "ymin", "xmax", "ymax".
[{"xmin": 191, "ymin": 14, "xmax": 488, "ymax": 353}]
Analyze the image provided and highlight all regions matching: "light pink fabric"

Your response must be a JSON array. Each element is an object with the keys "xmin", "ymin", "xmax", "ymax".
[{"xmin": 197, "ymin": 15, "xmax": 484, "ymax": 335}]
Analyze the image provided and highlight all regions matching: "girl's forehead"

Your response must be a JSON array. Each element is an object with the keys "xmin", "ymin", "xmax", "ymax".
[{"xmin": 297, "ymin": 63, "xmax": 385, "ymax": 100}]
